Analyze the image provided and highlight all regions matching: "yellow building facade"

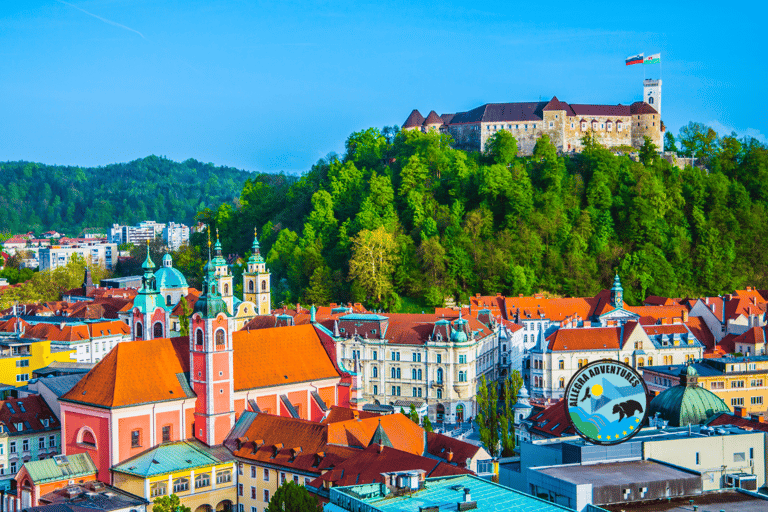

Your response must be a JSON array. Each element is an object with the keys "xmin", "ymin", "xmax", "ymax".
[
  {"xmin": 111, "ymin": 441, "xmax": 236, "ymax": 512},
  {"xmin": 0, "ymin": 336, "xmax": 74, "ymax": 386}
]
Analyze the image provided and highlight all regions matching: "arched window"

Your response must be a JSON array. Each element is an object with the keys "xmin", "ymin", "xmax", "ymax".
[
  {"xmin": 153, "ymin": 322, "xmax": 163, "ymax": 339},
  {"xmin": 648, "ymin": 357, "xmax": 653, "ymax": 366},
  {"xmin": 648, "ymin": 96, "xmax": 654, "ymax": 104},
  {"xmin": 418, "ymin": 369, "xmax": 422, "ymax": 380},
  {"xmin": 261, "ymin": 280, "xmax": 267, "ymax": 291},
  {"xmin": 558, "ymin": 360, "xmax": 564, "ymax": 370},
  {"xmin": 135, "ymin": 322, "xmax": 143, "ymax": 339},
  {"xmin": 559, "ymin": 378, "xmax": 565, "ymax": 389},
  {"xmin": 196, "ymin": 329, "xmax": 204, "ymax": 346},
  {"xmin": 638, "ymin": 358, "xmax": 645, "ymax": 367},
  {"xmin": 372, "ymin": 366, "xmax": 378, "ymax": 378},
  {"xmin": 624, "ymin": 357, "xmax": 629, "ymax": 365},
  {"xmin": 391, "ymin": 367, "xmax": 396, "ymax": 379},
  {"xmin": 249, "ymin": 280, "xmax": 254, "ymax": 292},
  {"xmin": 412, "ymin": 369, "xmax": 417, "ymax": 380},
  {"xmin": 77, "ymin": 427, "xmax": 97, "ymax": 448},
  {"xmin": 437, "ymin": 368, "xmax": 443, "ymax": 383},
  {"xmin": 215, "ymin": 329, "xmax": 225, "ymax": 347},
  {"xmin": 224, "ymin": 284, "xmax": 229, "ymax": 295}
]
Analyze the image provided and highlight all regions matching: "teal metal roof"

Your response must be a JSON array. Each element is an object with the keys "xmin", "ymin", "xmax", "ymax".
[
  {"xmin": 339, "ymin": 314, "xmax": 389, "ymax": 321},
  {"xmin": 112, "ymin": 441, "xmax": 230, "ymax": 477},
  {"xmin": 154, "ymin": 267, "xmax": 188, "ymax": 290},
  {"xmin": 648, "ymin": 382, "xmax": 730, "ymax": 427},
  {"xmin": 330, "ymin": 474, "xmax": 573, "ymax": 512},
  {"xmin": 24, "ymin": 453, "xmax": 97, "ymax": 484}
]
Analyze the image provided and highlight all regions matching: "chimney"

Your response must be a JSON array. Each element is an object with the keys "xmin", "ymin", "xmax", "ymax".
[
  {"xmin": 378, "ymin": 443, "xmax": 384, "ymax": 454},
  {"xmin": 734, "ymin": 406, "xmax": 748, "ymax": 418},
  {"xmin": 464, "ymin": 488, "xmax": 471, "ymax": 502},
  {"xmin": 705, "ymin": 297, "xmax": 710, "ymax": 305},
  {"xmin": 447, "ymin": 450, "xmax": 453, "ymax": 462}
]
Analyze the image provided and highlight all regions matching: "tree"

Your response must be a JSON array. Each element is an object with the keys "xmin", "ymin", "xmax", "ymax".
[
  {"xmin": 348, "ymin": 226, "xmax": 398, "ymax": 304},
  {"xmin": 266, "ymin": 481, "xmax": 322, "ymax": 512},
  {"xmin": 475, "ymin": 375, "xmax": 499, "ymax": 456},
  {"xmin": 178, "ymin": 296, "xmax": 192, "ymax": 337},
  {"xmin": 407, "ymin": 403, "xmax": 419, "ymax": 424},
  {"xmin": 153, "ymin": 494, "xmax": 191, "ymax": 512},
  {"xmin": 499, "ymin": 370, "xmax": 523, "ymax": 456},
  {"xmin": 664, "ymin": 132, "xmax": 677, "ymax": 153},
  {"xmin": 422, "ymin": 415, "xmax": 433, "ymax": 432},
  {"xmin": 639, "ymin": 136, "xmax": 658, "ymax": 166},
  {"xmin": 483, "ymin": 131, "xmax": 518, "ymax": 166}
]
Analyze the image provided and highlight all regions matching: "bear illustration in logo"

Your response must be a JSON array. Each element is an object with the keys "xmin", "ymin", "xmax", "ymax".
[{"xmin": 612, "ymin": 399, "xmax": 644, "ymax": 421}]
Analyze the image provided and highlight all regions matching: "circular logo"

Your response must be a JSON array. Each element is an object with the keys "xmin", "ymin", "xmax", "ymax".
[{"xmin": 564, "ymin": 360, "xmax": 648, "ymax": 445}]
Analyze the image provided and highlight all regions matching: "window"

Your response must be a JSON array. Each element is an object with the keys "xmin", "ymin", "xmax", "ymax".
[
  {"xmin": 9, "ymin": 441, "xmax": 15, "ymax": 454},
  {"xmin": 216, "ymin": 470, "xmax": 232, "ymax": 484},
  {"xmin": 418, "ymin": 369, "xmax": 422, "ymax": 380},
  {"xmin": 238, "ymin": 462, "xmax": 244, "ymax": 475},
  {"xmin": 153, "ymin": 322, "xmax": 163, "ymax": 338},
  {"xmin": 732, "ymin": 397, "xmax": 744, "ymax": 406},
  {"xmin": 396, "ymin": 368, "xmax": 401, "ymax": 379},
  {"xmin": 734, "ymin": 452, "xmax": 746, "ymax": 462},
  {"xmin": 264, "ymin": 490, "xmax": 270, "ymax": 503},
  {"xmin": 437, "ymin": 388, "xmax": 443, "ymax": 399},
  {"xmin": 638, "ymin": 358, "xmax": 645, "ymax": 367},
  {"xmin": 391, "ymin": 386, "xmax": 401, "ymax": 396},
  {"xmin": 16, "ymin": 374, "xmax": 29, "ymax": 382},
  {"xmin": 695, "ymin": 452, "xmax": 700, "ymax": 465},
  {"xmin": 412, "ymin": 369, "xmax": 417, "ymax": 380},
  {"xmin": 264, "ymin": 468, "xmax": 270, "ymax": 481},
  {"xmin": 162, "ymin": 425, "xmax": 171, "ymax": 443},
  {"xmin": 549, "ymin": 122, "xmax": 553, "ymax": 127},
  {"xmin": 21, "ymin": 439, "xmax": 29, "ymax": 451},
  {"xmin": 459, "ymin": 355, "xmax": 467, "ymax": 364},
  {"xmin": 617, "ymin": 122, "xmax": 623, "ymax": 132},
  {"xmin": 372, "ymin": 366, "xmax": 378, "ymax": 378},
  {"xmin": 648, "ymin": 357, "xmax": 653, "ymax": 366},
  {"xmin": 458, "ymin": 371, "xmax": 467, "ymax": 382},
  {"xmin": 150, "ymin": 482, "xmax": 167, "ymax": 498},
  {"xmin": 559, "ymin": 378, "xmax": 565, "ymax": 389},
  {"xmin": 752, "ymin": 396, "xmax": 763, "ymax": 405},
  {"xmin": 711, "ymin": 381, "xmax": 725, "ymax": 389},
  {"xmin": 249, "ymin": 280, "xmax": 254, "ymax": 292},
  {"xmin": 49, "ymin": 435, "xmax": 55, "ymax": 447},
  {"xmin": 731, "ymin": 380, "xmax": 745, "ymax": 388},
  {"xmin": 437, "ymin": 354, "xmax": 442, "ymax": 363},
  {"xmin": 130, "ymin": 429, "xmax": 141, "ymax": 448},
  {"xmin": 251, "ymin": 487, "xmax": 256, "ymax": 499},
  {"xmin": 215, "ymin": 329, "xmax": 225, "ymax": 346},
  {"xmin": 136, "ymin": 322, "xmax": 143, "ymax": 339},
  {"xmin": 9, "ymin": 462, "xmax": 16, "ymax": 475},
  {"xmin": 750, "ymin": 448, "xmax": 755, "ymax": 459},
  {"xmin": 15, "ymin": 360, "xmax": 29, "ymax": 367},
  {"xmin": 373, "ymin": 385, "xmax": 378, "ymax": 395},
  {"xmin": 237, "ymin": 484, "xmax": 243, "ymax": 496},
  {"xmin": 38, "ymin": 437, "xmax": 45, "ymax": 449},
  {"xmin": 558, "ymin": 360, "xmax": 564, "ymax": 370},
  {"xmin": 372, "ymin": 351, "xmax": 377, "ymax": 360},
  {"xmin": 281, "ymin": 472, "xmax": 286, "ymax": 484},
  {"xmin": 196, "ymin": 329, "xmax": 204, "ymax": 346},
  {"xmin": 752, "ymin": 379, "xmax": 764, "ymax": 387},
  {"xmin": 196, "ymin": 473, "xmax": 210, "ymax": 488},
  {"xmin": 174, "ymin": 478, "xmax": 190, "ymax": 493}
]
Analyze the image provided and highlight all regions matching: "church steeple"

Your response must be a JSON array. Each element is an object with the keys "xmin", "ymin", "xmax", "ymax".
[
  {"xmin": 131, "ymin": 242, "xmax": 163, "ymax": 340},
  {"xmin": 610, "ymin": 274, "xmax": 624, "ymax": 309},
  {"xmin": 190, "ymin": 225, "xmax": 235, "ymax": 446},
  {"xmin": 243, "ymin": 227, "xmax": 271, "ymax": 315}
]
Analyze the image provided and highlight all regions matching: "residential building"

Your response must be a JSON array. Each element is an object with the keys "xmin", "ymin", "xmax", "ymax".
[
  {"xmin": 110, "ymin": 222, "xmax": 166, "ymax": 246},
  {"xmin": 324, "ymin": 474, "xmax": 573, "ymax": 512},
  {"xmin": 0, "ymin": 395, "xmax": 62, "ymax": 491},
  {"xmin": 111, "ymin": 441, "xmax": 235, "ymax": 512},
  {"xmin": 24, "ymin": 374, "xmax": 85, "ymax": 419},
  {"xmin": 333, "ymin": 311, "xmax": 498, "ymax": 423},
  {"xmin": 0, "ymin": 335, "xmax": 75, "ymax": 387},
  {"xmin": 19, "ymin": 320, "xmax": 131, "ymax": 364},
  {"xmin": 643, "ymin": 356, "xmax": 768, "ymax": 416},
  {"xmin": 23, "ymin": 480, "xmax": 149, "ymax": 512},
  {"xmin": 163, "ymin": 222, "xmax": 190, "ymax": 251},
  {"xmin": 39, "ymin": 243, "xmax": 117, "ymax": 271},
  {"xmin": 14, "ymin": 452, "xmax": 97, "ymax": 508}
]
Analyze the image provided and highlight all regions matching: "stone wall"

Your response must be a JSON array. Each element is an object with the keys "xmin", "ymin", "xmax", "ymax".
[{"xmin": 631, "ymin": 113, "xmax": 662, "ymax": 148}]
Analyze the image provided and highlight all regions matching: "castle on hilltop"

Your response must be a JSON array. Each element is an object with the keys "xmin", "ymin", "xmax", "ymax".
[{"xmin": 404, "ymin": 79, "xmax": 663, "ymax": 155}]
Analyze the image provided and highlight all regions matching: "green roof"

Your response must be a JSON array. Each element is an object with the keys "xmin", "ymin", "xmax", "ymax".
[
  {"xmin": 112, "ymin": 441, "xmax": 231, "ymax": 478},
  {"xmin": 24, "ymin": 453, "xmax": 97, "ymax": 484},
  {"xmin": 155, "ymin": 266, "xmax": 189, "ymax": 290},
  {"xmin": 648, "ymin": 382, "xmax": 730, "ymax": 427}
]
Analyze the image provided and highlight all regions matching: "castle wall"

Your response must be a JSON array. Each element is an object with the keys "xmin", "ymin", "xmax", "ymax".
[{"xmin": 631, "ymin": 113, "xmax": 662, "ymax": 149}]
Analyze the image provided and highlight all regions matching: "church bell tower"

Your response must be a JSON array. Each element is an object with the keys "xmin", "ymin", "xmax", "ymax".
[{"xmin": 243, "ymin": 228, "xmax": 271, "ymax": 315}]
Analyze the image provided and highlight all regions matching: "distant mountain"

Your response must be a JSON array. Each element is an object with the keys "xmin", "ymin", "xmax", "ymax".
[{"xmin": 0, "ymin": 156, "xmax": 273, "ymax": 236}]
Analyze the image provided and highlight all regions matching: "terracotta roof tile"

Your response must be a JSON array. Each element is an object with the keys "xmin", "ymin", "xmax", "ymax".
[
  {"xmin": 60, "ymin": 337, "xmax": 192, "ymax": 408},
  {"xmin": 630, "ymin": 101, "xmax": 658, "ymax": 115},
  {"xmin": 423, "ymin": 110, "xmax": 443, "ymax": 125},
  {"xmin": 685, "ymin": 317, "xmax": 715, "ymax": 351},
  {"xmin": 232, "ymin": 325, "xmax": 340, "ymax": 391},
  {"xmin": 324, "ymin": 406, "xmax": 380, "ymax": 424},
  {"xmin": 642, "ymin": 324, "xmax": 689, "ymax": 336},
  {"xmin": 425, "ymin": 432, "xmax": 480, "ymax": 468},
  {"xmin": 732, "ymin": 326, "xmax": 766, "ymax": 346},
  {"xmin": 547, "ymin": 327, "xmax": 621, "ymax": 351},
  {"xmin": 527, "ymin": 399, "xmax": 576, "ymax": 438},
  {"xmin": 0, "ymin": 395, "xmax": 60, "ymax": 434},
  {"xmin": 326, "ymin": 414, "xmax": 424, "ymax": 455},
  {"xmin": 403, "ymin": 109, "xmax": 425, "ymax": 128}
]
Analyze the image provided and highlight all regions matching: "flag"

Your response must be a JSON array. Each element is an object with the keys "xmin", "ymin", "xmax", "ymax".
[
  {"xmin": 625, "ymin": 53, "xmax": 644, "ymax": 66},
  {"xmin": 644, "ymin": 53, "xmax": 660, "ymax": 64}
]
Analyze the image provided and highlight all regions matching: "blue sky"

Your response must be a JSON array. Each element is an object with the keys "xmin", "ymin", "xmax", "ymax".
[{"xmin": 1, "ymin": 1, "xmax": 764, "ymax": 173}]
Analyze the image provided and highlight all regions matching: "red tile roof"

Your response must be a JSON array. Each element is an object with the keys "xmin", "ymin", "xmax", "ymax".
[
  {"xmin": 323, "ymin": 406, "xmax": 380, "ymax": 424},
  {"xmin": 0, "ymin": 395, "xmax": 60, "ymax": 435},
  {"xmin": 423, "ymin": 110, "xmax": 443, "ymax": 125},
  {"xmin": 706, "ymin": 412, "xmax": 768, "ymax": 432},
  {"xmin": 732, "ymin": 327, "xmax": 766, "ymax": 346},
  {"xmin": 686, "ymin": 317, "xmax": 715, "ymax": 351},
  {"xmin": 326, "ymin": 414, "xmax": 424, "ymax": 455},
  {"xmin": 232, "ymin": 325, "xmax": 340, "ymax": 391},
  {"xmin": 425, "ymin": 432, "xmax": 481, "ymax": 468},
  {"xmin": 546, "ymin": 327, "xmax": 621, "ymax": 351},
  {"xmin": 60, "ymin": 337, "xmax": 192, "ymax": 408},
  {"xmin": 630, "ymin": 101, "xmax": 658, "ymax": 115},
  {"xmin": 403, "ymin": 109, "xmax": 425, "ymax": 128},
  {"xmin": 525, "ymin": 399, "xmax": 576, "ymax": 438},
  {"xmin": 642, "ymin": 324, "xmax": 689, "ymax": 336}
]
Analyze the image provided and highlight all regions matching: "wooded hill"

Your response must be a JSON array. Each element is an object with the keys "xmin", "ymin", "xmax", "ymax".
[
  {"xmin": 202, "ymin": 124, "xmax": 768, "ymax": 311},
  {"xmin": 0, "ymin": 156, "xmax": 257, "ymax": 236}
]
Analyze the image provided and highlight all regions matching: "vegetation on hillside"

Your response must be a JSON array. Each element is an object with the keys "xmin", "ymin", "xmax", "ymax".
[
  {"xmin": 0, "ymin": 156, "xmax": 257, "ymax": 235},
  {"xmin": 199, "ymin": 122, "xmax": 768, "ymax": 310}
]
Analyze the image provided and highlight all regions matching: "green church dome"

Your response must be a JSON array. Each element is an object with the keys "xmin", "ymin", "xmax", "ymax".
[
  {"xmin": 647, "ymin": 365, "xmax": 729, "ymax": 427},
  {"xmin": 154, "ymin": 254, "xmax": 188, "ymax": 290}
]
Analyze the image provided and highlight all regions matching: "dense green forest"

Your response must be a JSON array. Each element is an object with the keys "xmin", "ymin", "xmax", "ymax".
[
  {"xmin": 197, "ymin": 122, "xmax": 768, "ymax": 310},
  {"xmin": 0, "ymin": 156, "xmax": 256, "ymax": 235}
]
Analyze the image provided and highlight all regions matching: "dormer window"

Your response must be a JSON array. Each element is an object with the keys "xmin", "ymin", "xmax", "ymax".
[
  {"xmin": 607, "ymin": 122, "xmax": 613, "ymax": 132},
  {"xmin": 617, "ymin": 122, "xmax": 623, "ymax": 132},
  {"xmin": 581, "ymin": 122, "xmax": 587, "ymax": 131}
]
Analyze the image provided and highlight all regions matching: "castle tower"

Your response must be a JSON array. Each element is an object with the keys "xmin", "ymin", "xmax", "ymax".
[
  {"xmin": 211, "ymin": 229, "xmax": 234, "ymax": 314},
  {"xmin": 190, "ymin": 231, "xmax": 235, "ymax": 446},
  {"xmin": 643, "ymin": 79, "xmax": 661, "ymax": 116},
  {"xmin": 243, "ymin": 228, "xmax": 271, "ymax": 315},
  {"xmin": 131, "ymin": 245, "xmax": 163, "ymax": 340}
]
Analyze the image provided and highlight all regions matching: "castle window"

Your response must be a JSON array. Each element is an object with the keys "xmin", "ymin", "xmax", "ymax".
[
  {"xmin": 559, "ymin": 378, "xmax": 565, "ymax": 389},
  {"xmin": 196, "ymin": 328, "xmax": 203, "ymax": 346},
  {"xmin": 581, "ymin": 122, "xmax": 587, "ymax": 131},
  {"xmin": 533, "ymin": 124, "xmax": 536, "ymax": 129},
  {"xmin": 515, "ymin": 124, "xmax": 518, "ymax": 129},
  {"xmin": 261, "ymin": 280, "xmax": 267, "ymax": 291},
  {"xmin": 648, "ymin": 96, "xmax": 654, "ymax": 104},
  {"xmin": 600, "ymin": 124, "xmax": 604, "ymax": 129},
  {"xmin": 524, "ymin": 124, "xmax": 528, "ymax": 131},
  {"xmin": 617, "ymin": 123, "xmax": 623, "ymax": 132},
  {"xmin": 607, "ymin": 122, "xmax": 613, "ymax": 132},
  {"xmin": 549, "ymin": 122, "xmax": 553, "ymax": 128}
]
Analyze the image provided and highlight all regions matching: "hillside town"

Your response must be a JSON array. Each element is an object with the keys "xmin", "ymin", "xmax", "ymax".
[{"xmin": 0, "ymin": 225, "xmax": 768, "ymax": 512}]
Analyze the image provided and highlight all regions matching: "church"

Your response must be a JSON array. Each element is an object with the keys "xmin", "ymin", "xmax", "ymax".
[
  {"xmin": 59, "ymin": 232, "xmax": 350, "ymax": 483},
  {"xmin": 128, "ymin": 229, "xmax": 271, "ymax": 341},
  {"xmin": 404, "ymin": 79, "xmax": 664, "ymax": 155}
]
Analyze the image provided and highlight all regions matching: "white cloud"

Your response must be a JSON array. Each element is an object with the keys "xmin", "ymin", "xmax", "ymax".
[{"xmin": 706, "ymin": 120, "xmax": 766, "ymax": 143}]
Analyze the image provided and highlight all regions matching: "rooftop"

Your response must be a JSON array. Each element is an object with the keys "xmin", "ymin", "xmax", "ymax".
[
  {"xmin": 600, "ymin": 489, "xmax": 768, "ymax": 511},
  {"xmin": 329, "ymin": 474, "xmax": 573, "ymax": 512},
  {"xmin": 111, "ymin": 440, "xmax": 232, "ymax": 477},
  {"xmin": 531, "ymin": 460, "xmax": 698, "ymax": 487}
]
